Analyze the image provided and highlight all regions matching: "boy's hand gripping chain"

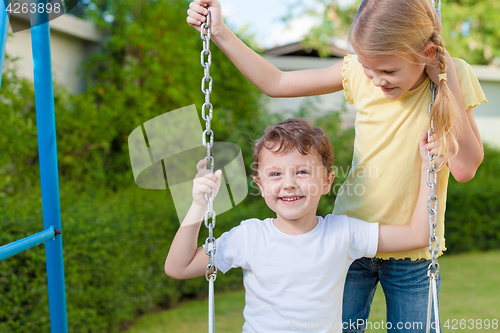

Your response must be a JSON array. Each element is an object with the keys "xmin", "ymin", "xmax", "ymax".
[
  {"xmin": 201, "ymin": 8, "xmax": 217, "ymax": 333},
  {"xmin": 426, "ymin": 82, "xmax": 440, "ymax": 333}
]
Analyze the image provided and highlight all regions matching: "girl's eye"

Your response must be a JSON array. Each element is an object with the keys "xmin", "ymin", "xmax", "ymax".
[{"xmin": 384, "ymin": 70, "xmax": 395, "ymax": 74}]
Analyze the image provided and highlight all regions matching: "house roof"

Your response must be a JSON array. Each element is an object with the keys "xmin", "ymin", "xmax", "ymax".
[
  {"xmin": 263, "ymin": 41, "xmax": 349, "ymax": 58},
  {"xmin": 9, "ymin": 11, "xmax": 103, "ymax": 43}
]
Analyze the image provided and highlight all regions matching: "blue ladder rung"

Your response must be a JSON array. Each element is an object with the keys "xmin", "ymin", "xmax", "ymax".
[{"xmin": 0, "ymin": 225, "xmax": 58, "ymax": 261}]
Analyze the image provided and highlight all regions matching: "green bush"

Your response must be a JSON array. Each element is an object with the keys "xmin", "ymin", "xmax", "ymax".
[
  {"xmin": 445, "ymin": 144, "xmax": 500, "ymax": 253},
  {"xmin": 0, "ymin": 184, "xmax": 250, "ymax": 333},
  {"xmin": 0, "ymin": 97, "xmax": 352, "ymax": 332}
]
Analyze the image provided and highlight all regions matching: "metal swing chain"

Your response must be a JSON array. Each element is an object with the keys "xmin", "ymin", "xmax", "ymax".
[
  {"xmin": 200, "ymin": 8, "xmax": 217, "ymax": 333},
  {"xmin": 426, "ymin": 3, "xmax": 441, "ymax": 332},
  {"xmin": 426, "ymin": 82, "xmax": 440, "ymax": 333}
]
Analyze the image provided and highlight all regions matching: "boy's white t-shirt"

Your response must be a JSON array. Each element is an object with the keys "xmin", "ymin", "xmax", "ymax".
[{"xmin": 212, "ymin": 214, "xmax": 379, "ymax": 333}]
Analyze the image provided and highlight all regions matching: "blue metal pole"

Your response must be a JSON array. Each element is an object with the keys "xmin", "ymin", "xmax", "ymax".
[
  {"xmin": 30, "ymin": 2, "xmax": 68, "ymax": 332},
  {"xmin": 0, "ymin": 226, "xmax": 57, "ymax": 261},
  {"xmin": 0, "ymin": 0, "xmax": 11, "ymax": 90}
]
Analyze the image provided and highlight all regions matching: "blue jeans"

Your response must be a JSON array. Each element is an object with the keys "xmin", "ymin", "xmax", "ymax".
[{"xmin": 342, "ymin": 257, "xmax": 441, "ymax": 333}]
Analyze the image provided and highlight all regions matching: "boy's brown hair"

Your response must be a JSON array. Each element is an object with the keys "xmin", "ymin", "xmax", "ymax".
[{"xmin": 252, "ymin": 118, "xmax": 335, "ymax": 178}]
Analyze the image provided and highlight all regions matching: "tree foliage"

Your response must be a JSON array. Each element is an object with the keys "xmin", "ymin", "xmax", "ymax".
[
  {"xmin": 440, "ymin": 0, "xmax": 500, "ymax": 65},
  {"xmin": 290, "ymin": 0, "xmax": 500, "ymax": 65},
  {"xmin": 80, "ymin": 0, "xmax": 264, "ymax": 187},
  {"xmin": 1, "ymin": 0, "xmax": 264, "ymax": 194}
]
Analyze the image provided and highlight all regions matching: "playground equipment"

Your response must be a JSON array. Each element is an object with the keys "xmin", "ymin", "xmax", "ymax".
[
  {"xmin": 0, "ymin": 1, "xmax": 69, "ymax": 332},
  {"xmin": 426, "ymin": 2, "xmax": 442, "ymax": 332},
  {"xmin": 200, "ymin": 9, "xmax": 217, "ymax": 333}
]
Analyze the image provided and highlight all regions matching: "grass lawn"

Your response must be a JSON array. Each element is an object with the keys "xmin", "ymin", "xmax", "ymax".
[{"xmin": 125, "ymin": 251, "xmax": 500, "ymax": 333}]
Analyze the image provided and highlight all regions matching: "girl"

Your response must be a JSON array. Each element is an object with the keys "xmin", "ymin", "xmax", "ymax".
[{"xmin": 187, "ymin": 0, "xmax": 486, "ymax": 332}]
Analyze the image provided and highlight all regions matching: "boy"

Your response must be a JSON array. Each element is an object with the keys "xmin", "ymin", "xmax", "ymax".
[{"xmin": 165, "ymin": 118, "xmax": 435, "ymax": 332}]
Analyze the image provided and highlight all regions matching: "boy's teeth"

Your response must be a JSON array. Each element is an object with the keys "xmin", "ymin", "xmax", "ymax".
[{"xmin": 281, "ymin": 197, "xmax": 300, "ymax": 201}]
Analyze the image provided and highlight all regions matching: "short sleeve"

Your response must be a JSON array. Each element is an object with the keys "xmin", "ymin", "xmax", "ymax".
[
  {"xmin": 347, "ymin": 217, "xmax": 379, "ymax": 260},
  {"xmin": 454, "ymin": 58, "xmax": 488, "ymax": 110},
  {"xmin": 208, "ymin": 222, "xmax": 248, "ymax": 274},
  {"xmin": 342, "ymin": 54, "xmax": 356, "ymax": 105}
]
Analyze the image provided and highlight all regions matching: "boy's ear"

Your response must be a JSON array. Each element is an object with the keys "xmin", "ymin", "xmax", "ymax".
[
  {"xmin": 253, "ymin": 176, "xmax": 265, "ymax": 198},
  {"xmin": 322, "ymin": 171, "xmax": 335, "ymax": 195}
]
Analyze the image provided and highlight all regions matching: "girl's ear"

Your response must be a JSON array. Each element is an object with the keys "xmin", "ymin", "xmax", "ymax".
[{"xmin": 424, "ymin": 43, "xmax": 437, "ymax": 62}]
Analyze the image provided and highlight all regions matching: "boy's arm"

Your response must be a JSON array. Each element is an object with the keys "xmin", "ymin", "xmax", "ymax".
[
  {"xmin": 164, "ymin": 161, "xmax": 222, "ymax": 280},
  {"xmin": 187, "ymin": 0, "xmax": 344, "ymax": 98},
  {"xmin": 377, "ymin": 132, "xmax": 435, "ymax": 253}
]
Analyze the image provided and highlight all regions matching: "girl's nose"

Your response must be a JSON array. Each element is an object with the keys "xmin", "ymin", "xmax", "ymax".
[{"xmin": 372, "ymin": 75, "xmax": 388, "ymax": 87}]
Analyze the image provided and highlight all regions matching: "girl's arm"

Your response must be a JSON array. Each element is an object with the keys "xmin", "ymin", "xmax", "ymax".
[
  {"xmin": 164, "ymin": 161, "xmax": 222, "ymax": 280},
  {"xmin": 187, "ymin": 0, "xmax": 344, "ymax": 98},
  {"xmin": 428, "ymin": 51, "xmax": 484, "ymax": 182},
  {"xmin": 377, "ymin": 132, "xmax": 435, "ymax": 253},
  {"xmin": 446, "ymin": 54, "xmax": 483, "ymax": 182}
]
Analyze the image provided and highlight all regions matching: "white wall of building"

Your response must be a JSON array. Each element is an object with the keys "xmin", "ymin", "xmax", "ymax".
[{"xmin": 5, "ymin": 13, "xmax": 103, "ymax": 94}]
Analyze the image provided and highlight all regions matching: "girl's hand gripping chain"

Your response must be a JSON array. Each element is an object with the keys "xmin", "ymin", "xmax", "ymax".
[
  {"xmin": 187, "ymin": 0, "xmax": 225, "ymax": 37},
  {"xmin": 426, "ymin": 134, "xmax": 445, "ymax": 168}
]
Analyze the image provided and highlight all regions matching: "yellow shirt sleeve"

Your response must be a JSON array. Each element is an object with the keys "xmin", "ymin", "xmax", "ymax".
[{"xmin": 454, "ymin": 58, "xmax": 488, "ymax": 110}]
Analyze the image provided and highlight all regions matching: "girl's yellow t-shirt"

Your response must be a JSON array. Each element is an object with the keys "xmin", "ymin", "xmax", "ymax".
[{"xmin": 334, "ymin": 54, "xmax": 487, "ymax": 260}]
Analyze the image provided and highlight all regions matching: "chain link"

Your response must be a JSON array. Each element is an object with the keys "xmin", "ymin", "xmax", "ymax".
[
  {"xmin": 427, "ymin": 6, "xmax": 443, "ymax": 327},
  {"xmin": 426, "ymin": 81, "xmax": 441, "ymax": 333},
  {"xmin": 427, "ymin": 81, "xmax": 440, "ymax": 276},
  {"xmin": 200, "ymin": 9, "xmax": 217, "ymax": 285},
  {"xmin": 432, "ymin": 0, "xmax": 441, "ymax": 20}
]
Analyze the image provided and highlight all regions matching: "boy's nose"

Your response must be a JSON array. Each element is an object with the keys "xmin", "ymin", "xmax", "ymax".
[{"xmin": 282, "ymin": 175, "xmax": 297, "ymax": 189}]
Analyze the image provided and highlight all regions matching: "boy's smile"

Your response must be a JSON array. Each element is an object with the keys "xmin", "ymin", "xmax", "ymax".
[{"xmin": 254, "ymin": 145, "xmax": 335, "ymax": 235}]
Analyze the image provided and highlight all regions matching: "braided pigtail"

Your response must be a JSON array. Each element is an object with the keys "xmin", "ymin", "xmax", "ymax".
[{"xmin": 429, "ymin": 32, "xmax": 462, "ymax": 170}]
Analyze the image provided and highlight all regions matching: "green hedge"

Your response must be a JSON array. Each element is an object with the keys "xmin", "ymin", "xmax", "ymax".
[
  {"xmin": 0, "ymin": 183, "xmax": 257, "ymax": 333},
  {"xmin": 0, "ymin": 103, "xmax": 352, "ymax": 332},
  {"xmin": 1, "ymin": 136, "xmax": 499, "ymax": 333},
  {"xmin": 2, "ymin": 102, "xmax": 499, "ymax": 331},
  {"xmin": 445, "ymin": 144, "xmax": 500, "ymax": 253}
]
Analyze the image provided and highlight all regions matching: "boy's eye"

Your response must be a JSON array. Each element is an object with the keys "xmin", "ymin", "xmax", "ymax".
[
  {"xmin": 270, "ymin": 172, "xmax": 281, "ymax": 177},
  {"xmin": 297, "ymin": 170, "xmax": 308, "ymax": 175}
]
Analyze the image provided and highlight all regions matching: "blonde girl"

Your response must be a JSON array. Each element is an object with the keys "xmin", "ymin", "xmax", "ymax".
[{"xmin": 187, "ymin": 0, "xmax": 486, "ymax": 332}]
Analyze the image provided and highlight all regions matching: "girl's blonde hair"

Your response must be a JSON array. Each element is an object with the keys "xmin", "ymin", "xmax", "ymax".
[{"xmin": 350, "ymin": 0, "xmax": 461, "ymax": 170}]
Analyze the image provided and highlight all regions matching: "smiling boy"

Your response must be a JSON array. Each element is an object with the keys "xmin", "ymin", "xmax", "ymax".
[{"xmin": 165, "ymin": 118, "xmax": 435, "ymax": 332}]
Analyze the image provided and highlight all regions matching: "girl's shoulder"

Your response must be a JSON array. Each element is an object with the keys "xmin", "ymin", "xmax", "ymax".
[
  {"xmin": 452, "ymin": 58, "xmax": 471, "ymax": 72},
  {"xmin": 452, "ymin": 57, "xmax": 478, "ymax": 80},
  {"xmin": 342, "ymin": 54, "xmax": 373, "ymax": 103},
  {"xmin": 343, "ymin": 54, "xmax": 361, "ymax": 68}
]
